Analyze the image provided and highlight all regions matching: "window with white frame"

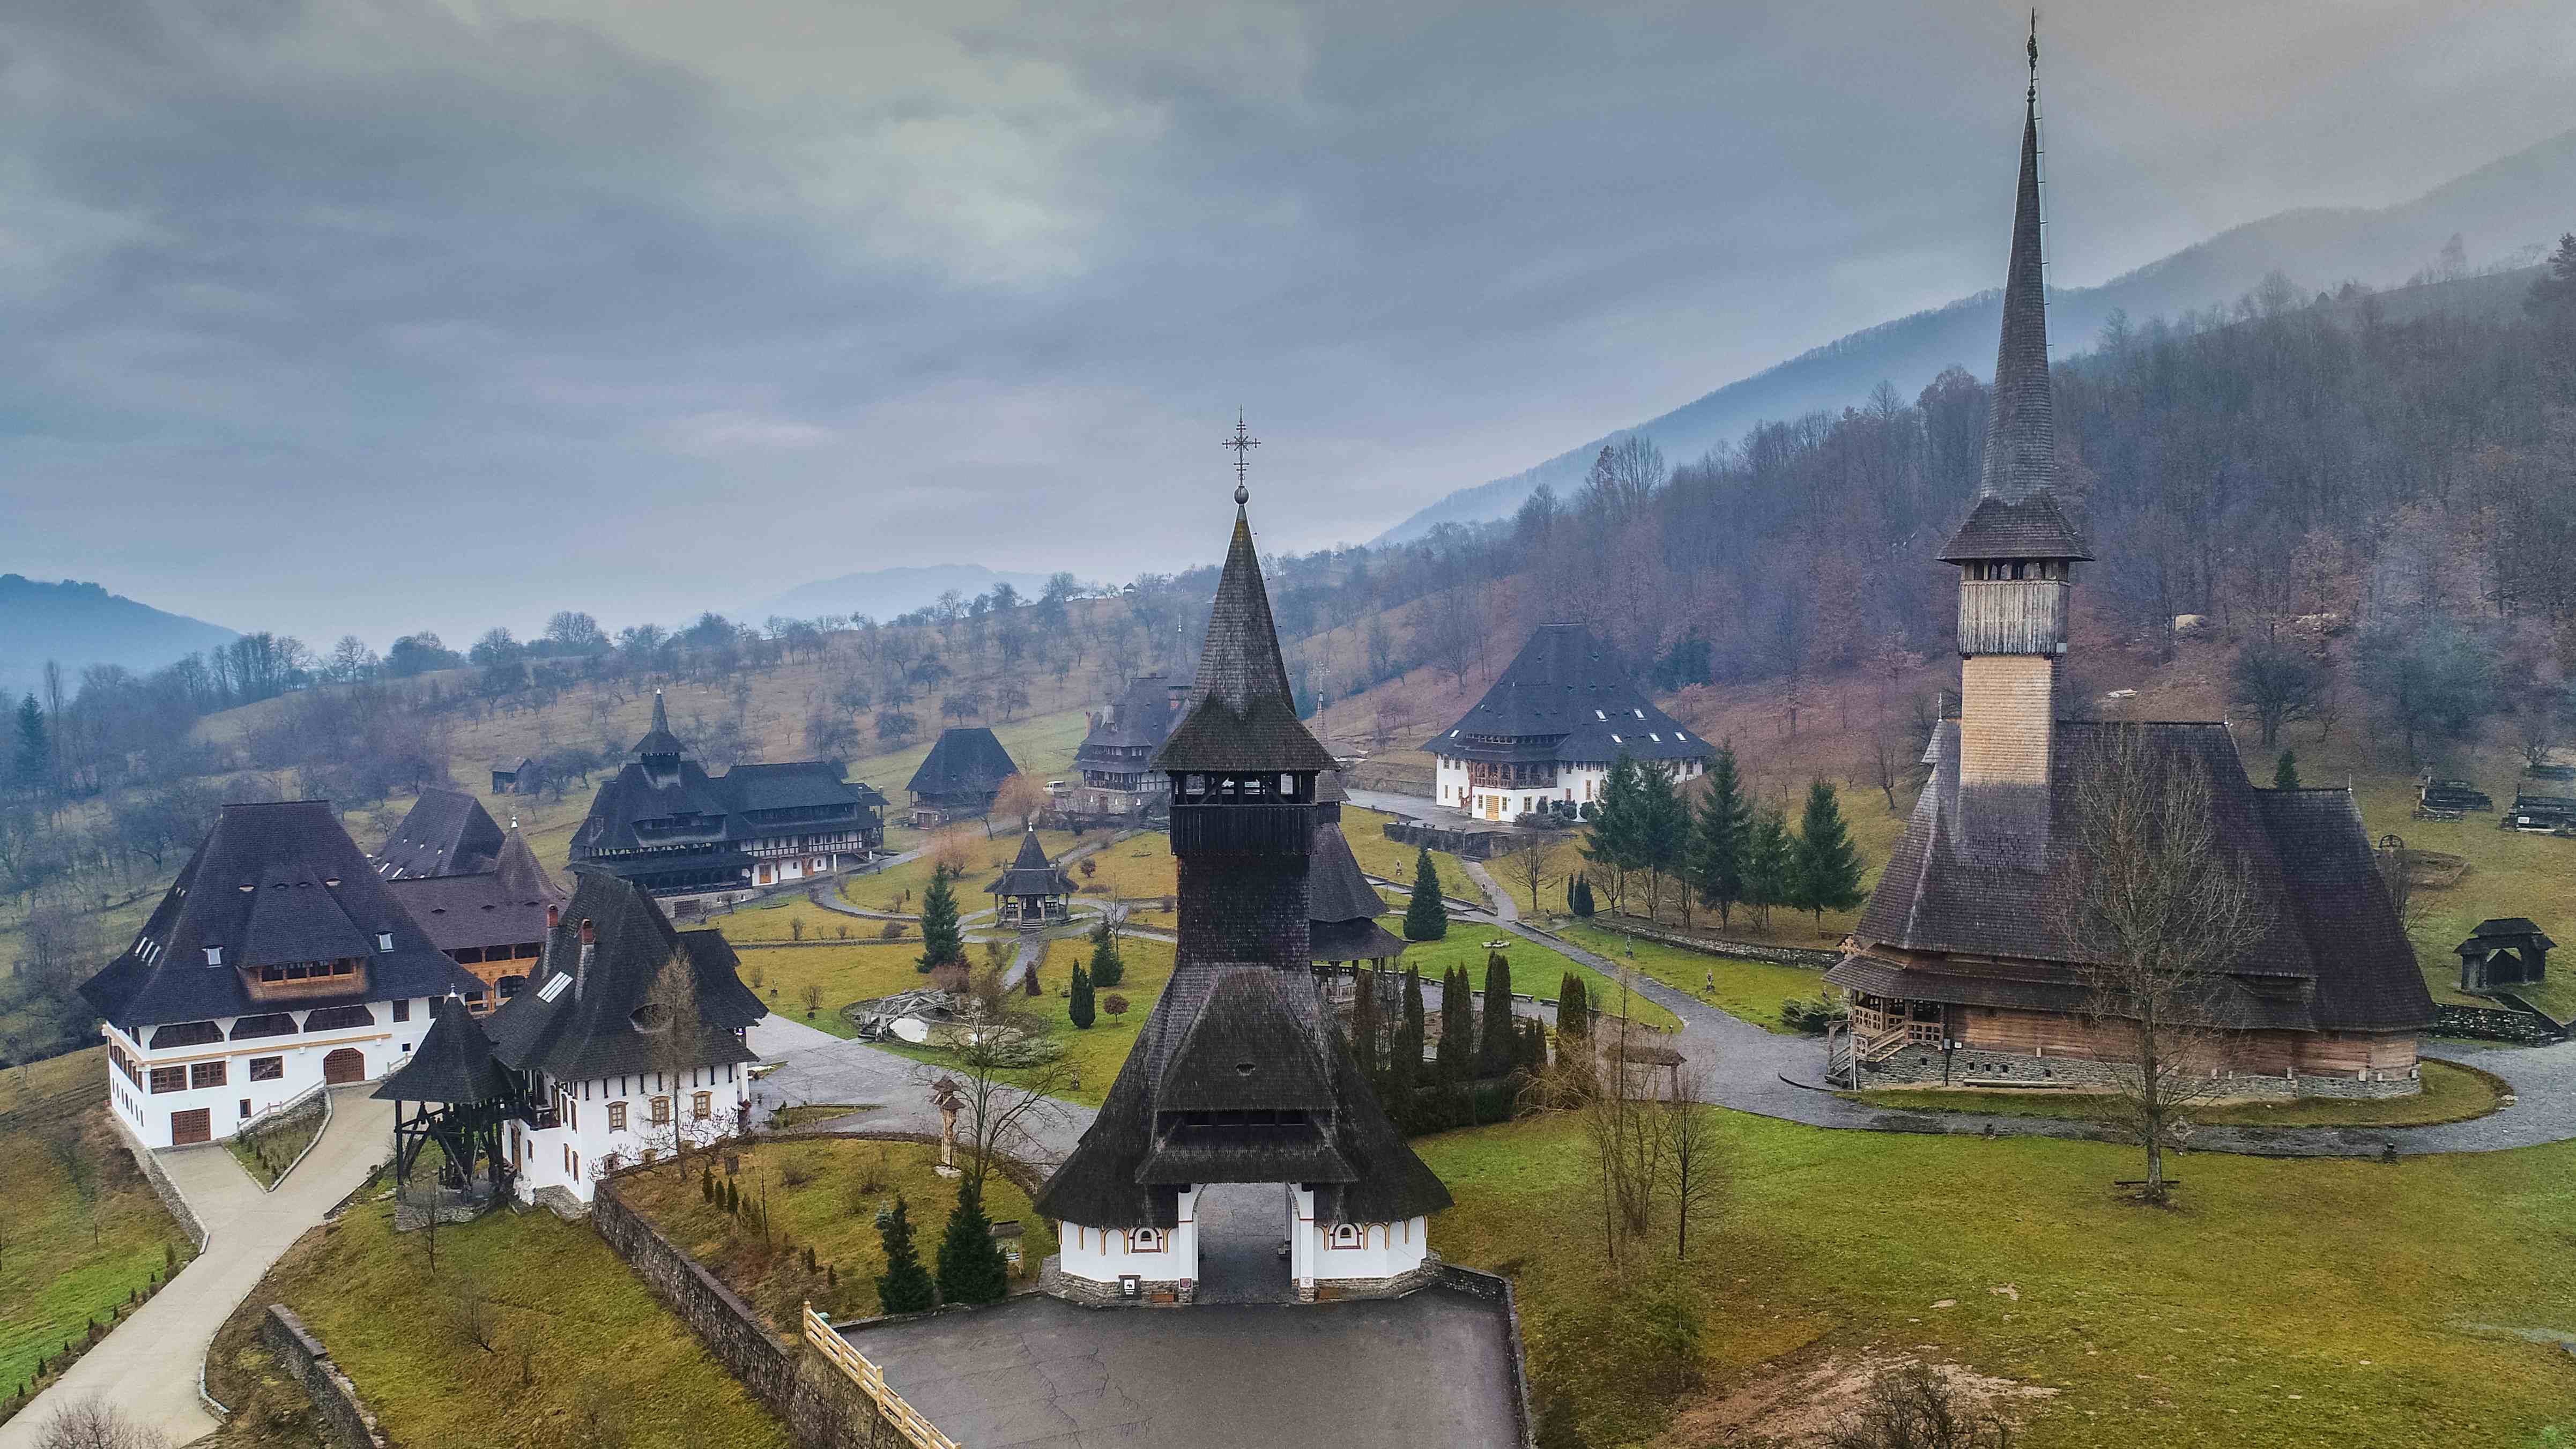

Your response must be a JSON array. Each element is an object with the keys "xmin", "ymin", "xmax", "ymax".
[{"xmin": 1330, "ymin": 1223, "xmax": 1361, "ymax": 1248}]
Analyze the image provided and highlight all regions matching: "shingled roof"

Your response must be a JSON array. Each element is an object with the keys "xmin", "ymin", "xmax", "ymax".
[
  {"xmin": 482, "ymin": 872, "xmax": 764, "ymax": 1082},
  {"xmin": 1436, "ymin": 623, "xmax": 1711, "ymax": 764},
  {"xmin": 374, "ymin": 788, "xmax": 507, "ymax": 879},
  {"xmin": 633, "ymin": 690, "xmax": 686, "ymax": 758},
  {"xmin": 1153, "ymin": 504, "xmax": 1335, "ymax": 775},
  {"xmin": 985, "ymin": 828, "xmax": 1074, "ymax": 898},
  {"xmin": 1309, "ymin": 824, "xmax": 1405, "ymax": 963},
  {"xmin": 1828, "ymin": 721, "xmax": 2434, "ymax": 1032},
  {"xmin": 1077, "ymin": 674, "xmax": 1182, "ymax": 761},
  {"xmin": 388, "ymin": 828, "xmax": 568, "ymax": 955},
  {"xmin": 374, "ymin": 992, "xmax": 517, "ymax": 1105},
  {"xmin": 907, "ymin": 727, "xmax": 1020, "ymax": 799},
  {"xmin": 1939, "ymin": 90, "xmax": 2091, "ymax": 564},
  {"xmin": 79, "ymin": 801, "xmax": 482, "ymax": 1030}
]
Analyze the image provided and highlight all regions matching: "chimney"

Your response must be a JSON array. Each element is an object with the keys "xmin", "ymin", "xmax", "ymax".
[
  {"xmin": 575, "ymin": 918, "xmax": 596, "ymax": 1001},
  {"xmin": 1167, "ymin": 683, "xmax": 1186, "ymax": 716},
  {"xmin": 546, "ymin": 903, "xmax": 561, "ymax": 931}
]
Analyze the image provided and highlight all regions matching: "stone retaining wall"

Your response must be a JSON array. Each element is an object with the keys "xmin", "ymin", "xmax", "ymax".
[
  {"xmin": 129, "ymin": 1135, "xmax": 209, "ymax": 1252},
  {"xmin": 1852, "ymin": 1043, "xmax": 2424, "ymax": 1099},
  {"xmin": 1584, "ymin": 919, "xmax": 1843, "ymax": 970},
  {"xmin": 262, "ymin": 1306, "xmax": 389, "ymax": 1449},
  {"xmin": 1431, "ymin": 1264, "xmax": 1536, "ymax": 1449},
  {"xmin": 591, "ymin": 1177, "xmax": 901, "ymax": 1448},
  {"xmin": 2434, "ymin": 1001, "xmax": 2563, "ymax": 1044}
]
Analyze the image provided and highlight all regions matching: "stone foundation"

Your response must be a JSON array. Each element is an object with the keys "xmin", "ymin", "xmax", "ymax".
[
  {"xmin": 1851, "ymin": 1044, "xmax": 2424, "ymax": 1099},
  {"xmin": 262, "ymin": 1306, "xmax": 390, "ymax": 1449},
  {"xmin": 1303, "ymin": 1257, "xmax": 1443, "ymax": 1303},
  {"xmin": 1037, "ymin": 1257, "xmax": 1194, "ymax": 1306}
]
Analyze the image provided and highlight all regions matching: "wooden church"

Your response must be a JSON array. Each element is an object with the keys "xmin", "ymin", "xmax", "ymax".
[
  {"xmin": 1035, "ymin": 484, "xmax": 1451, "ymax": 1303},
  {"xmin": 1823, "ymin": 72, "xmax": 2435, "ymax": 1098}
]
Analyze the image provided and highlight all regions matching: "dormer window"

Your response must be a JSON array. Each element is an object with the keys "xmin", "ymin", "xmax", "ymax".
[
  {"xmin": 376, "ymin": 932, "xmax": 395, "ymax": 952},
  {"xmin": 204, "ymin": 947, "xmax": 223, "ymax": 967}
]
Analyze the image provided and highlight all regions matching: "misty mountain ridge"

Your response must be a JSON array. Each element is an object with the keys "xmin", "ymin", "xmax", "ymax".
[
  {"xmin": 1378, "ymin": 125, "xmax": 2576, "ymax": 543},
  {"xmin": 0, "ymin": 575, "xmax": 240, "ymax": 702},
  {"xmin": 750, "ymin": 563, "xmax": 1056, "ymax": 625}
]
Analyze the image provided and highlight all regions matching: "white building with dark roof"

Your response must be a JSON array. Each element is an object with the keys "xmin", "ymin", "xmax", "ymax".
[
  {"xmin": 79, "ymin": 800, "xmax": 485, "ymax": 1148},
  {"xmin": 1430, "ymin": 623, "xmax": 1712, "ymax": 821}
]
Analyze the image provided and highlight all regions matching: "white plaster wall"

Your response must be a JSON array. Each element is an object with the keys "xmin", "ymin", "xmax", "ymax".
[
  {"xmin": 110, "ymin": 1000, "xmax": 435, "ymax": 1149},
  {"xmin": 1434, "ymin": 755, "xmax": 1469, "ymax": 812},
  {"xmin": 1289, "ymin": 1186, "xmax": 1427, "ymax": 1283},
  {"xmin": 1058, "ymin": 1187, "xmax": 1200, "ymax": 1285},
  {"xmin": 514, "ymin": 1062, "xmax": 751, "ymax": 1205}
]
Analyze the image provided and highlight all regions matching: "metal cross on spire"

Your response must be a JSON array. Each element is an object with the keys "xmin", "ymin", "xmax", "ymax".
[
  {"xmin": 2026, "ymin": 9, "xmax": 2039, "ymax": 99},
  {"xmin": 1223, "ymin": 411, "xmax": 1260, "ymax": 504}
]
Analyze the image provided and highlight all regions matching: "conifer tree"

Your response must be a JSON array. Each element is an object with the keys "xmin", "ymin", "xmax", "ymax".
[
  {"xmin": 1634, "ymin": 761, "xmax": 1690, "ymax": 924},
  {"xmin": 1068, "ymin": 963, "xmax": 1095, "ymax": 1029},
  {"xmin": 1520, "ymin": 1016, "xmax": 1548, "ymax": 1072},
  {"xmin": 1555, "ymin": 972, "xmax": 1591, "ymax": 1041},
  {"xmin": 916, "ymin": 865, "xmax": 964, "ymax": 974},
  {"xmin": 1570, "ymin": 876, "xmax": 1595, "ymax": 918},
  {"xmin": 1788, "ymin": 781, "xmax": 1865, "ymax": 927},
  {"xmin": 1582, "ymin": 754, "xmax": 1646, "ymax": 913},
  {"xmin": 1402, "ymin": 848, "xmax": 1450, "ymax": 941},
  {"xmin": 1741, "ymin": 807, "xmax": 1795, "ymax": 928},
  {"xmin": 1435, "ymin": 965, "xmax": 1474, "ymax": 1081},
  {"xmin": 2274, "ymin": 749, "xmax": 2302, "ymax": 790},
  {"xmin": 1352, "ymin": 970, "xmax": 1382, "ymax": 1077},
  {"xmin": 1386, "ymin": 966, "xmax": 1426, "ymax": 1127},
  {"xmin": 12, "ymin": 695, "xmax": 46, "ymax": 793},
  {"xmin": 1478, "ymin": 952, "xmax": 1518, "ymax": 1077},
  {"xmin": 1087, "ymin": 917, "xmax": 1125, "ymax": 988},
  {"xmin": 1688, "ymin": 744, "xmax": 1751, "ymax": 926},
  {"xmin": 874, "ymin": 1195, "xmax": 937, "ymax": 1313},
  {"xmin": 934, "ymin": 1184, "xmax": 1011, "ymax": 1305}
]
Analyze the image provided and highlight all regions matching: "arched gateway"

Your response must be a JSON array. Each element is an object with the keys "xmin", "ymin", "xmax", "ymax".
[{"xmin": 1035, "ymin": 486, "xmax": 1451, "ymax": 1303}]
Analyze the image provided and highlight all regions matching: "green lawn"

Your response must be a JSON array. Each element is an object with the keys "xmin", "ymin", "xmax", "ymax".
[
  {"xmin": 227, "ymin": 1102, "xmax": 326, "ymax": 1190},
  {"xmin": 1, "ymin": 1050, "xmax": 194, "ymax": 1396},
  {"xmin": 1341, "ymin": 807, "xmax": 1476, "ymax": 902},
  {"xmin": 214, "ymin": 1192, "xmax": 786, "ymax": 1449},
  {"xmin": 1554, "ymin": 920, "xmax": 1828, "ymax": 1034},
  {"xmin": 729, "ymin": 944, "xmax": 941, "ymax": 1039},
  {"xmin": 2344, "ymin": 775, "xmax": 2576, "ymax": 1012},
  {"xmin": 838, "ymin": 828, "xmax": 1087, "ymax": 914},
  {"xmin": 1421, "ymin": 1108, "xmax": 2576, "ymax": 1449},
  {"xmin": 1387, "ymin": 927, "xmax": 1683, "ymax": 1033},
  {"xmin": 1842, "ymin": 1059, "xmax": 2505, "ymax": 1129},
  {"xmin": 618, "ymin": 1138, "xmax": 1056, "ymax": 1326}
]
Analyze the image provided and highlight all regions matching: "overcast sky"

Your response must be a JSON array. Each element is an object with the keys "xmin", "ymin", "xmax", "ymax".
[{"xmin": 3, "ymin": 0, "xmax": 2571, "ymax": 648}]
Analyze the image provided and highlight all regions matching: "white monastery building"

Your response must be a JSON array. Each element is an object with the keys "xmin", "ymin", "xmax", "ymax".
[{"xmin": 1431, "ymin": 623, "xmax": 1713, "ymax": 821}]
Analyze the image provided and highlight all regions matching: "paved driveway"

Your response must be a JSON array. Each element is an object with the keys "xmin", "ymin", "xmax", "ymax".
[
  {"xmin": 0, "ymin": 1088, "xmax": 394, "ymax": 1449},
  {"xmin": 843, "ymin": 1289, "xmax": 1520, "ymax": 1449}
]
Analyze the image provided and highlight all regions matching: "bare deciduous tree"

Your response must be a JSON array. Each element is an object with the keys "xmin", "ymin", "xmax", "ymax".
[
  {"xmin": 1825, "ymin": 1363, "xmax": 2015, "ymax": 1449},
  {"xmin": 2052, "ymin": 731, "xmax": 2268, "ymax": 1204},
  {"xmin": 1660, "ymin": 1065, "xmax": 1723, "ymax": 1258},
  {"xmin": 33, "ymin": 1396, "xmax": 173, "ymax": 1449},
  {"xmin": 919, "ymin": 1001, "xmax": 1071, "ymax": 1202},
  {"xmin": 1503, "ymin": 836, "xmax": 1563, "ymax": 918},
  {"xmin": 992, "ymin": 772, "xmax": 1050, "ymax": 833}
]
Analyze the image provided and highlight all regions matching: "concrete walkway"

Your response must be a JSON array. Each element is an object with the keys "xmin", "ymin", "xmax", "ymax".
[{"xmin": 1, "ymin": 1088, "xmax": 395, "ymax": 1449}]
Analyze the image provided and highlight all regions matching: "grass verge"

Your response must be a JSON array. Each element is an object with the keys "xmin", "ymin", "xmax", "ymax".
[
  {"xmin": 1840, "ymin": 1059, "xmax": 2506, "ymax": 1129},
  {"xmin": 1554, "ymin": 920, "xmax": 1828, "ymax": 1033}
]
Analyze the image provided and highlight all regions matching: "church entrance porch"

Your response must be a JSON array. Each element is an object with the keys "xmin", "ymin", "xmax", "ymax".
[{"xmin": 1191, "ymin": 1183, "xmax": 1295, "ymax": 1305}]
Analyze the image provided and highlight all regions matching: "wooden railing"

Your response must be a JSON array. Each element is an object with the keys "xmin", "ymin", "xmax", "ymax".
[
  {"xmin": 801, "ymin": 1304, "xmax": 960, "ymax": 1449},
  {"xmin": 1854, "ymin": 1022, "xmax": 1915, "ymax": 1063}
]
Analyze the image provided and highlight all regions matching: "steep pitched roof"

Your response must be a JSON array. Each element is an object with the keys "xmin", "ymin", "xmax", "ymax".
[
  {"xmin": 373, "ymin": 788, "xmax": 506, "ymax": 879},
  {"xmin": 1831, "ymin": 722, "xmax": 2433, "ymax": 1032},
  {"xmin": 482, "ymin": 872, "xmax": 764, "ymax": 1082},
  {"xmin": 1077, "ymin": 673, "xmax": 1182, "ymax": 760},
  {"xmin": 373, "ymin": 992, "xmax": 517, "ymax": 1104},
  {"xmin": 1309, "ymin": 822, "xmax": 1404, "ymax": 962},
  {"xmin": 907, "ymin": 727, "xmax": 1019, "ymax": 799},
  {"xmin": 985, "ymin": 828, "xmax": 1074, "ymax": 898},
  {"xmin": 720, "ymin": 761, "xmax": 883, "ymax": 812},
  {"xmin": 633, "ymin": 689, "xmax": 686, "ymax": 758},
  {"xmin": 1436, "ymin": 623, "xmax": 1710, "ymax": 763},
  {"xmin": 1939, "ymin": 90, "xmax": 2091, "ymax": 563},
  {"xmin": 387, "ymin": 828, "xmax": 568, "ymax": 955},
  {"xmin": 573, "ymin": 759, "xmax": 878, "ymax": 858},
  {"xmin": 79, "ymin": 801, "xmax": 481, "ymax": 1030},
  {"xmin": 1153, "ymin": 505, "xmax": 1336, "ymax": 775}
]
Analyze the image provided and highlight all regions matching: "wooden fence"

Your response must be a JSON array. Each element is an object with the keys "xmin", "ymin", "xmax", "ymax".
[{"xmin": 800, "ymin": 1305, "xmax": 958, "ymax": 1449}]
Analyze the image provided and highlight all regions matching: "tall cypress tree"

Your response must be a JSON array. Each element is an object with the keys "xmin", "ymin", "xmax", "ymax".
[
  {"xmin": 1389, "ymin": 967, "xmax": 1426, "ymax": 1127},
  {"xmin": 1068, "ymin": 963, "xmax": 1095, "ymax": 1028},
  {"xmin": 1570, "ymin": 876, "xmax": 1595, "ymax": 918},
  {"xmin": 916, "ymin": 864, "xmax": 964, "ymax": 974},
  {"xmin": 1352, "ymin": 970, "xmax": 1382, "ymax": 1077},
  {"xmin": 1555, "ymin": 973, "xmax": 1591, "ymax": 1042},
  {"xmin": 874, "ymin": 1195, "xmax": 937, "ymax": 1314},
  {"xmin": 2274, "ymin": 749, "xmax": 2302, "ymax": 790},
  {"xmin": 1478, "ymin": 952, "xmax": 1517, "ymax": 1078},
  {"xmin": 1434, "ymin": 965, "xmax": 1473, "ymax": 1081},
  {"xmin": 935, "ymin": 1183, "xmax": 1011, "ymax": 1305},
  {"xmin": 1689, "ymin": 744, "xmax": 1751, "ymax": 926},
  {"xmin": 1788, "ymin": 781, "xmax": 1865, "ymax": 927},
  {"xmin": 1742, "ymin": 807, "xmax": 1794, "ymax": 928},
  {"xmin": 1402, "ymin": 848, "xmax": 1450, "ymax": 941},
  {"xmin": 1087, "ymin": 918, "xmax": 1125, "ymax": 988},
  {"xmin": 12, "ymin": 694, "xmax": 47, "ymax": 793}
]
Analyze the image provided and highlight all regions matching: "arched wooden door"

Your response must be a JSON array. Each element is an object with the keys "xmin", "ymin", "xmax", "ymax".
[{"xmin": 323, "ymin": 1047, "xmax": 366, "ymax": 1084}]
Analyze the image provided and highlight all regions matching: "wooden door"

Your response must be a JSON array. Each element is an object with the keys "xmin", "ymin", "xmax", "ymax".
[
  {"xmin": 323, "ymin": 1047, "xmax": 365, "ymax": 1084},
  {"xmin": 170, "ymin": 1108, "xmax": 211, "ymax": 1146}
]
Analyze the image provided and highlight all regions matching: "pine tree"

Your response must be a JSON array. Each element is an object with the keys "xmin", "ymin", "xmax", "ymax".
[
  {"xmin": 1402, "ymin": 848, "xmax": 1449, "ymax": 941},
  {"xmin": 1582, "ymin": 754, "xmax": 1645, "ymax": 914},
  {"xmin": 934, "ymin": 1184, "xmax": 1011, "ymax": 1305},
  {"xmin": 1742, "ymin": 807, "xmax": 1794, "ymax": 928},
  {"xmin": 1068, "ymin": 963, "xmax": 1095, "ymax": 1029},
  {"xmin": 2274, "ymin": 749, "xmax": 2302, "ymax": 790},
  {"xmin": 916, "ymin": 865, "xmax": 964, "ymax": 974},
  {"xmin": 1688, "ymin": 745, "xmax": 1751, "ymax": 926},
  {"xmin": 12, "ymin": 695, "xmax": 47, "ymax": 793},
  {"xmin": 1788, "ymin": 781, "xmax": 1866, "ymax": 927},
  {"xmin": 1352, "ymin": 970, "xmax": 1382, "ymax": 1077},
  {"xmin": 1478, "ymin": 952, "xmax": 1517, "ymax": 1078},
  {"xmin": 1634, "ymin": 761, "xmax": 1690, "ymax": 924},
  {"xmin": 1087, "ymin": 918, "xmax": 1125, "ymax": 988}
]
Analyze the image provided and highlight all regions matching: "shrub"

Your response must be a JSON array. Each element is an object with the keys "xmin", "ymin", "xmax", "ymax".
[
  {"xmin": 1103, "ymin": 993, "xmax": 1129, "ymax": 1017},
  {"xmin": 879, "ymin": 920, "xmax": 906, "ymax": 940}
]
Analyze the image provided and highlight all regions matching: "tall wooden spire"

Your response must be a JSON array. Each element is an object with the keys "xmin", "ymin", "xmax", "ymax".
[{"xmin": 1978, "ymin": 83, "xmax": 2055, "ymax": 503}]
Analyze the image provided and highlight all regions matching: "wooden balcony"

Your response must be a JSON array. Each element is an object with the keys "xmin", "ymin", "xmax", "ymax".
[
  {"xmin": 1957, "ymin": 579, "xmax": 2069, "ymax": 655},
  {"xmin": 240, "ymin": 961, "xmax": 368, "ymax": 1003}
]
